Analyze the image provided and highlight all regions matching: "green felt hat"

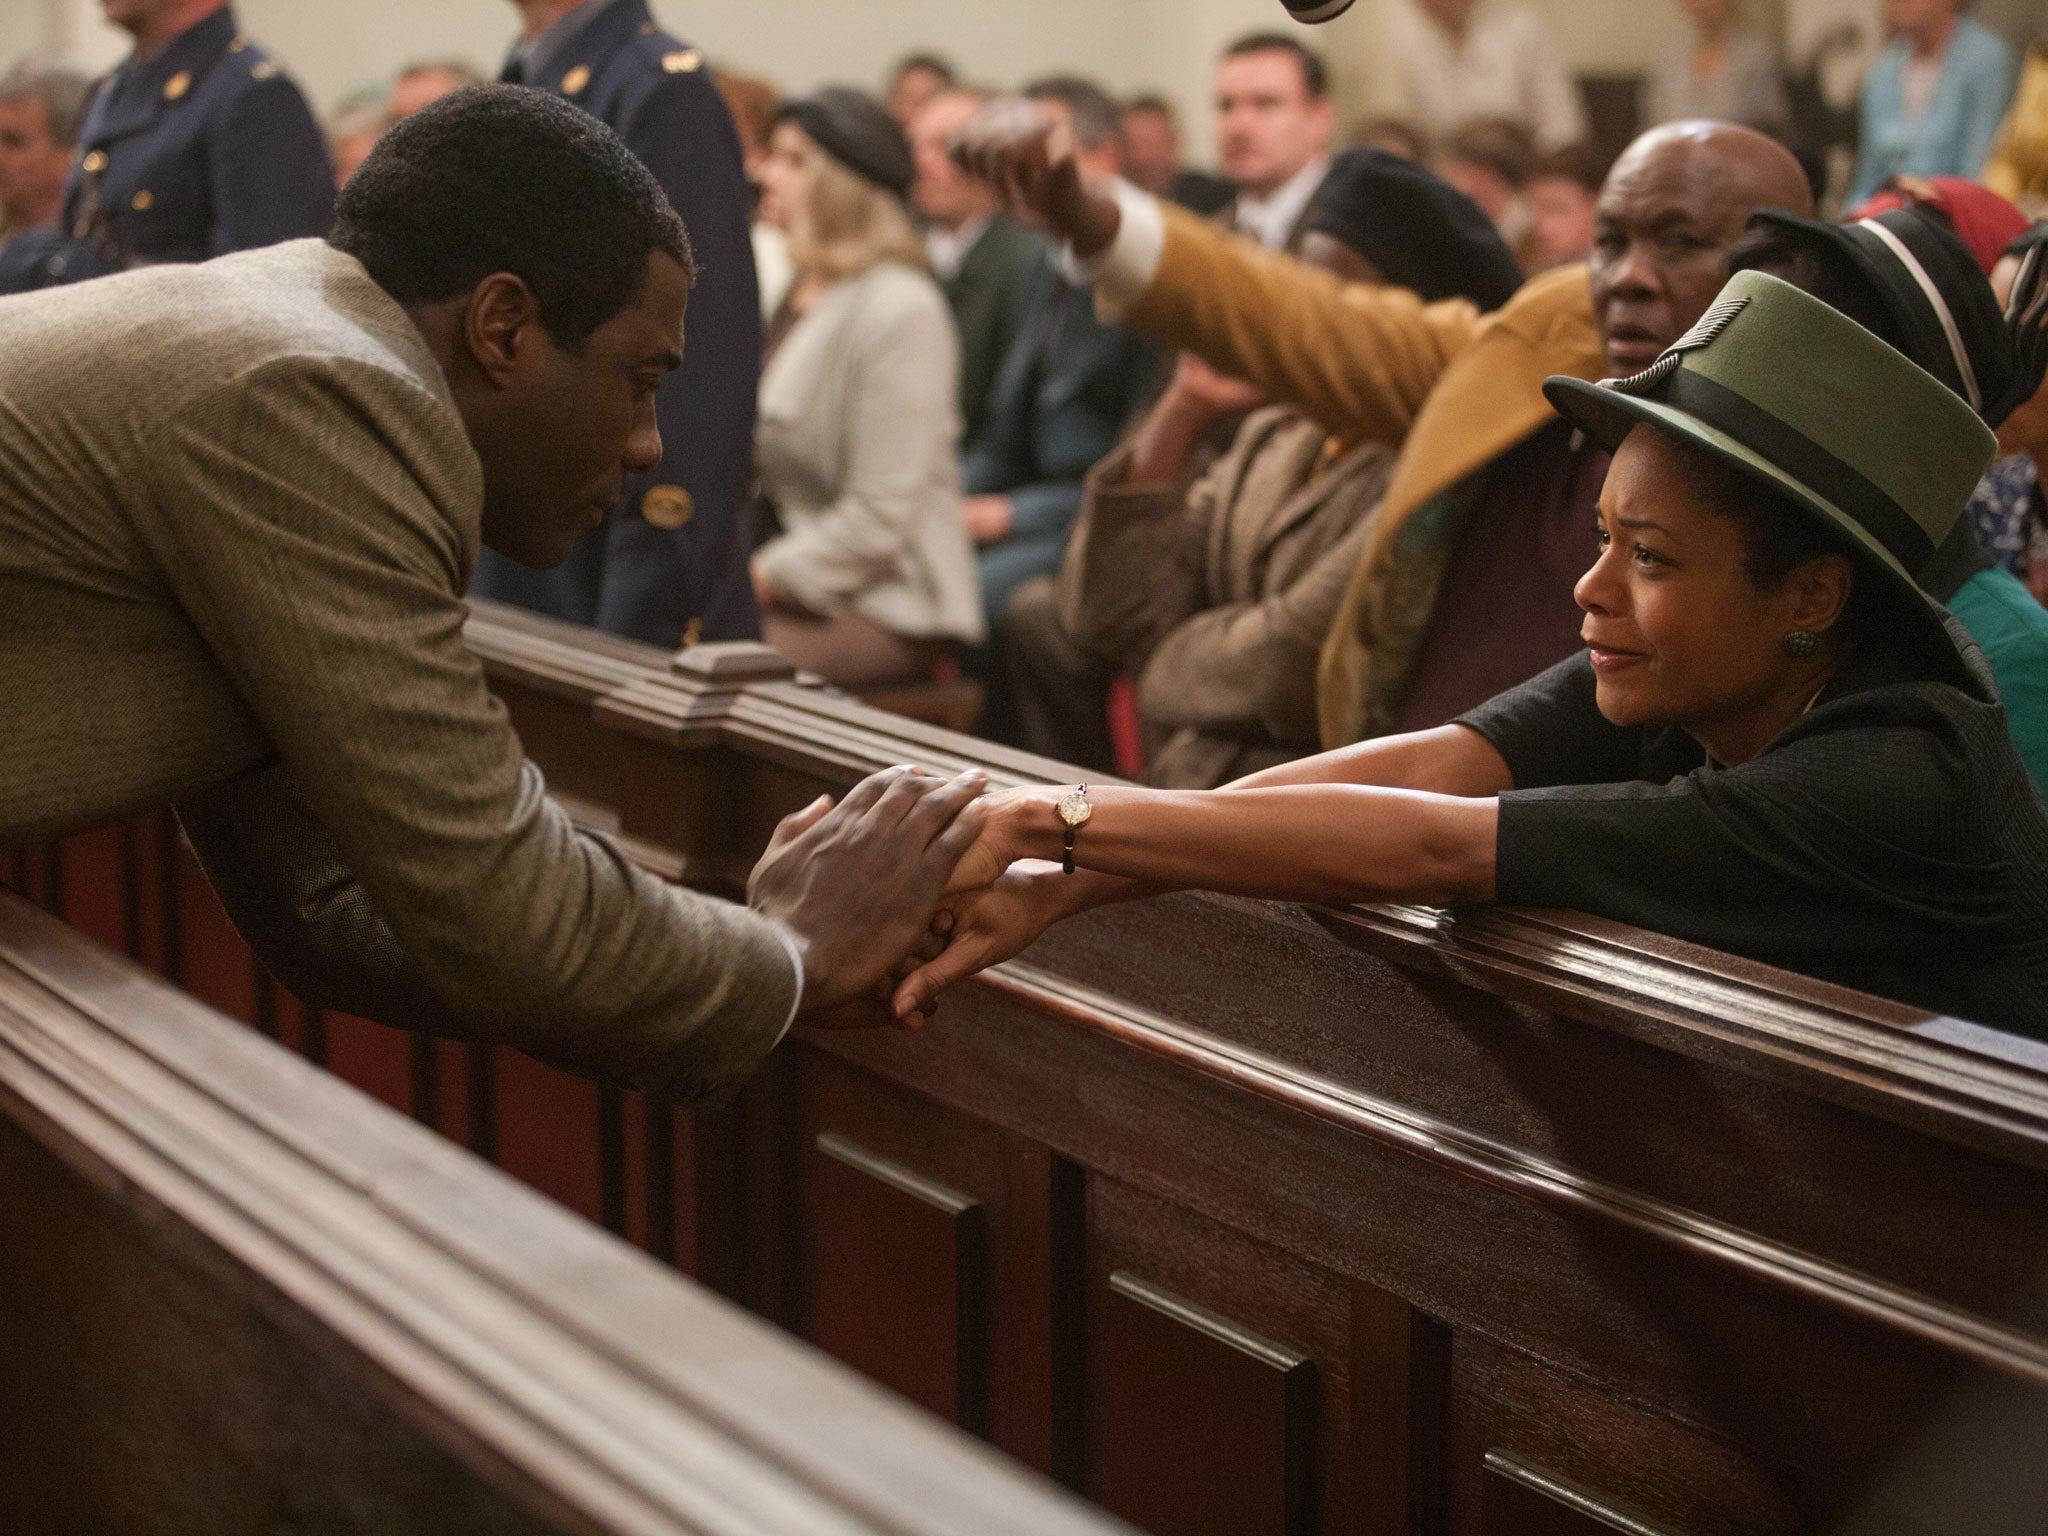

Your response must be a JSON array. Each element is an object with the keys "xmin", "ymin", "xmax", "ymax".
[{"xmin": 1543, "ymin": 270, "xmax": 1997, "ymax": 624}]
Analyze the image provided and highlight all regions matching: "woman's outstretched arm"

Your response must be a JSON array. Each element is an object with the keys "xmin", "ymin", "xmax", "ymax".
[
  {"xmin": 969, "ymin": 780, "xmax": 1498, "ymax": 907},
  {"xmin": 893, "ymin": 726, "xmax": 1512, "ymax": 1018}
]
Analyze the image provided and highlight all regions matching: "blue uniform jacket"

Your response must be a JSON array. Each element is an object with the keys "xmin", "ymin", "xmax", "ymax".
[
  {"xmin": 469, "ymin": 0, "xmax": 763, "ymax": 647},
  {"xmin": 20, "ymin": 6, "xmax": 330, "ymax": 288}
]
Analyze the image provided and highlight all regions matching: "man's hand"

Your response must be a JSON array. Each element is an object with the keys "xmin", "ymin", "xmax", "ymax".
[
  {"xmin": 1170, "ymin": 353, "xmax": 1266, "ymax": 418},
  {"xmin": 747, "ymin": 766, "xmax": 988, "ymax": 1024},
  {"xmin": 962, "ymin": 494, "xmax": 1015, "ymax": 545},
  {"xmin": 950, "ymin": 97, "xmax": 1122, "ymax": 257},
  {"xmin": 892, "ymin": 865, "xmax": 1071, "ymax": 1021}
]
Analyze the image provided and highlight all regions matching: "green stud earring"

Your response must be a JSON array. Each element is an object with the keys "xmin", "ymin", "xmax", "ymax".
[{"xmin": 1784, "ymin": 630, "xmax": 1821, "ymax": 659}]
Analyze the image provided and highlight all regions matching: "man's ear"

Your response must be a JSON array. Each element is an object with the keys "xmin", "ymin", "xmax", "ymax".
[{"xmin": 462, "ymin": 273, "xmax": 545, "ymax": 388}]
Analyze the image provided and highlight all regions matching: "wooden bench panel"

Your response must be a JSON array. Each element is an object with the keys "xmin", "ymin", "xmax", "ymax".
[
  {"xmin": 0, "ymin": 891, "xmax": 1132, "ymax": 1536},
  {"xmin": 17, "ymin": 601, "xmax": 2048, "ymax": 1536}
]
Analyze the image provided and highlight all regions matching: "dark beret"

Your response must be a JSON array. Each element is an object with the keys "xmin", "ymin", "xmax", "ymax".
[
  {"xmin": 1305, "ymin": 147, "xmax": 1523, "ymax": 311},
  {"xmin": 776, "ymin": 86, "xmax": 915, "ymax": 199}
]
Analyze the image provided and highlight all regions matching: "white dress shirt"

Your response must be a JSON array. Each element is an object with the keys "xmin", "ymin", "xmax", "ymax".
[
  {"xmin": 925, "ymin": 213, "xmax": 993, "ymax": 282},
  {"xmin": 1366, "ymin": 0, "xmax": 1588, "ymax": 152},
  {"xmin": 1232, "ymin": 156, "xmax": 1330, "ymax": 251}
]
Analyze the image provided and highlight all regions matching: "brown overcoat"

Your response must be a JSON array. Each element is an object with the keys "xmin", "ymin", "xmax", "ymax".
[
  {"xmin": 1058, "ymin": 410, "xmax": 1395, "ymax": 787},
  {"xmin": 1115, "ymin": 206, "xmax": 1608, "ymax": 745}
]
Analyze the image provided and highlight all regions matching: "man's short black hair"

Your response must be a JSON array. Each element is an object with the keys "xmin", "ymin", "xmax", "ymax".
[
  {"xmin": 892, "ymin": 53, "xmax": 957, "ymax": 86},
  {"xmin": 329, "ymin": 85, "xmax": 692, "ymax": 352},
  {"xmin": 1023, "ymin": 75, "xmax": 1124, "ymax": 154},
  {"xmin": 1221, "ymin": 32, "xmax": 1328, "ymax": 100}
]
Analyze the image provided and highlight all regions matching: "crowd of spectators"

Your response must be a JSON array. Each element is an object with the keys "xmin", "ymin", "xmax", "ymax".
[{"xmin": 6, "ymin": 1, "xmax": 2048, "ymax": 757}]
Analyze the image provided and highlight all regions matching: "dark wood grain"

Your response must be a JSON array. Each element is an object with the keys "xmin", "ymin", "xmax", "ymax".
[
  {"xmin": 0, "ymin": 890, "xmax": 1133, "ymax": 1536},
  {"xmin": 18, "ymin": 604, "xmax": 2048, "ymax": 1536}
]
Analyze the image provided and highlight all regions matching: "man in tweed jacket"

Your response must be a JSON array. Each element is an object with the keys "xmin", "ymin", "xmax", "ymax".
[{"xmin": 0, "ymin": 89, "xmax": 984, "ymax": 1098}]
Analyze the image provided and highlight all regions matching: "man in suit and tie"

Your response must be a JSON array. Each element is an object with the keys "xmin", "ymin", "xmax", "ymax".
[
  {"xmin": 470, "ymin": 0, "xmax": 762, "ymax": 651},
  {"xmin": 0, "ymin": 89, "xmax": 986, "ymax": 1099},
  {"xmin": 909, "ymin": 87, "xmax": 1050, "ymax": 470},
  {"xmin": 1212, "ymin": 34, "xmax": 1334, "ymax": 255},
  {"xmin": 0, "ymin": 0, "xmax": 331, "ymax": 293}
]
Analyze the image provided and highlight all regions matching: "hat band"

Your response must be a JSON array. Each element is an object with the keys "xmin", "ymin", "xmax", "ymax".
[
  {"xmin": 1650, "ymin": 368, "xmax": 1937, "ymax": 573},
  {"xmin": 1855, "ymin": 217, "xmax": 1983, "ymax": 411}
]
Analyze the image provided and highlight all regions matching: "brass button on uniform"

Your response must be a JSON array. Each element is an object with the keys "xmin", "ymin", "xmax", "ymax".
[
  {"xmin": 561, "ymin": 64, "xmax": 590, "ymax": 95},
  {"xmin": 229, "ymin": 36, "xmax": 248, "ymax": 52},
  {"xmin": 642, "ymin": 485, "xmax": 693, "ymax": 528},
  {"xmin": 251, "ymin": 61, "xmax": 277, "ymax": 80},
  {"xmin": 662, "ymin": 49, "xmax": 702, "ymax": 74},
  {"xmin": 131, "ymin": 190, "xmax": 154, "ymax": 211},
  {"xmin": 163, "ymin": 71, "xmax": 191, "ymax": 101},
  {"xmin": 81, "ymin": 150, "xmax": 107, "ymax": 175}
]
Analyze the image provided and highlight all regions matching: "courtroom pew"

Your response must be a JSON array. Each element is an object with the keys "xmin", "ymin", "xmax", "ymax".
[
  {"xmin": 0, "ymin": 889, "xmax": 1133, "ymax": 1536},
  {"xmin": 15, "ymin": 597, "xmax": 2048, "ymax": 1536}
]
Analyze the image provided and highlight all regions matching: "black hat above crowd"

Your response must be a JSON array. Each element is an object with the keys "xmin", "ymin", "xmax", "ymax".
[
  {"xmin": 1305, "ymin": 147, "xmax": 1524, "ymax": 311},
  {"xmin": 776, "ymin": 86, "xmax": 916, "ymax": 198}
]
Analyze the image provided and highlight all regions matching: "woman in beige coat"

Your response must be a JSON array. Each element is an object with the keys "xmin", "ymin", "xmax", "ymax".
[{"xmin": 750, "ymin": 88, "xmax": 983, "ymax": 685}]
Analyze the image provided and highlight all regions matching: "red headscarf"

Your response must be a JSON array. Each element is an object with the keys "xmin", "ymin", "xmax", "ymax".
[{"xmin": 1847, "ymin": 175, "xmax": 2031, "ymax": 276}]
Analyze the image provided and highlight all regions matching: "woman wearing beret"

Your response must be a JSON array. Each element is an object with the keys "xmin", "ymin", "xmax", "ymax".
[
  {"xmin": 750, "ymin": 87, "xmax": 983, "ymax": 686},
  {"xmin": 899, "ymin": 272, "xmax": 2048, "ymax": 1039}
]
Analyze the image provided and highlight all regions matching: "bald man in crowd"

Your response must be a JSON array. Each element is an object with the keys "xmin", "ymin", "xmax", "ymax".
[{"xmin": 959, "ymin": 119, "xmax": 1814, "ymax": 745}]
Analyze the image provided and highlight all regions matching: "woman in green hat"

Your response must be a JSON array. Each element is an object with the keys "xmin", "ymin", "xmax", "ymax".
[{"xmin": 896, "ymin": 270, "xmax": 2048, "ymax": 1039}]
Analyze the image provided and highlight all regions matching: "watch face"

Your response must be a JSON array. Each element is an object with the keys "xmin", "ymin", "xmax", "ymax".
[{"xmin": 1056, "ymin": 788, "xmax": 1093, "ymax": 827}]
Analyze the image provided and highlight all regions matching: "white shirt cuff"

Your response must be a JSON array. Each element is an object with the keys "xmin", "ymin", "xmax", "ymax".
[
  {"xmin": 1080, "ymin": 179, "xmax": 1166, "ymax": 322},
  {"xmin": 765, "ymin": 918, "xmax": 808, "ymax": 1044}
]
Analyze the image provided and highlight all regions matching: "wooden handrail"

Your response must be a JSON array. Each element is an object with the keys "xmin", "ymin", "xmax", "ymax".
[
  {"xmin": 0, "ymin": 889, "xmax": 1130, "ymax": 1536},
  {"xmin": 461, "ymin": 598, "xmax": 2048, "ymax": 1169}
]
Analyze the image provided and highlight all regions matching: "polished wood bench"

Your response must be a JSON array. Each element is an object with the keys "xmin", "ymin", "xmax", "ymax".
[
  {"xmin": 0, "ymin": 888, "xmax": 1129, "ymax": 1535},
  {"xmin": 13, "ymin": 596, "xmax": 2048, "ymax": 1536}
]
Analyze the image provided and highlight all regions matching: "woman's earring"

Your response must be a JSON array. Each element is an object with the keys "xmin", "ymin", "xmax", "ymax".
[{"xmin": 1783, "ymin": 630, "xmax": 1821, "ymax": 659}]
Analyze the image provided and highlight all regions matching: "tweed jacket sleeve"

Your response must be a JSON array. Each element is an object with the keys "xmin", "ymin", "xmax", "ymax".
[
  {"xmin": 1121, "ymin": 203, "xmax": 1484, "ymax": 448},
  {"xmin": 141, "ymin": 355, "xmax": 797, "ymax": 1099},
  {"xmin": 1057, "ymin": 439, "xmax": 1210, "ymax": 667}
]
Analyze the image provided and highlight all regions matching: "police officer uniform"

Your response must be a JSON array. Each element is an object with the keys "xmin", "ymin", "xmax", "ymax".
[
  {"xmin": 7, "ymin": 5, "xmax": 331, "ymax": 291},
  {"xmin": 469, "ymin": 0, "xmax": 764, "ymax": 648}
]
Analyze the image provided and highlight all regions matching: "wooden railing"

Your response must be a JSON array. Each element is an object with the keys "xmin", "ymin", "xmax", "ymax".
[
  {"xmin": 0, "ymin": 886, "xmax": 1131, "ymax": 1535},
  {"xmin": 14, "ymin": 595, "xmax": 2048, "ymax": 1536}
]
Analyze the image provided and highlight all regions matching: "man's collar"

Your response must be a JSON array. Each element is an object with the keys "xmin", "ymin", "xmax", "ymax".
[
  {"xmin": 128, "ymin": 5, "xmax": 238, "ymax": 84},
  {"xmin": 1235, "ymin": 155, "xmax": 1328, "ymax": 249},
  {"xmin": 926, "ymin": 212, "xmax": 993, "ymax": 279},
  {"xmin": 511, "ymin": 0, "xmax": 613, "ymax": 84}
]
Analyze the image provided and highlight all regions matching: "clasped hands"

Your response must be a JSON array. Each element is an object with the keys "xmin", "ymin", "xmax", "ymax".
[{"xmin": 745, "ymin": 765, "xmax": 1070, "ymax": 1034}]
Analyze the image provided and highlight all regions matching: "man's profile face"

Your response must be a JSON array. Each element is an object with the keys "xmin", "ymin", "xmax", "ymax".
[
  {"xmin": 1121, "ymin": 107, "xmax": 1179, "ymax": 197},
  {"xmin": 390, "ymin": 68, "xmax": 470, "ymax": 123},
  {"xmin": 478, "ymin": 250, "xmax": 688, "ymax": 569},
  {"xmin": 0, "ymin": 96, "xmax": 70, "ymax": 229},
  {"xmin": 910, "ymin": 91, "xmax": 993, "ymax": 228},
  {"xmin": 1214, "ymin": 50, "xmax": 1329, "ymax": 198},
  {"xmin": 1586, "ymin": 140, "xmax": 1760, "ymax": 378},
  {"xmin": 99, "ymin": 0, "xmax": 173, "ymax": 33}
]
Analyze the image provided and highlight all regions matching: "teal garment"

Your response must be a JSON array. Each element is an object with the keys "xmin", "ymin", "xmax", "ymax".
[
  {"xmin": 1949, "ymin": 565, "xmax": 2048, "ymax": 799},
  {"xmin": 1851, "ymin": 17, "xmax": 2019, "ymax": 202}
]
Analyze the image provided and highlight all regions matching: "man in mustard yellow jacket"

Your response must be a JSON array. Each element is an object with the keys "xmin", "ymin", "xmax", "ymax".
[{"xmin": 958, "ymin": 119, "xmax": 1813, "ymax": 745}]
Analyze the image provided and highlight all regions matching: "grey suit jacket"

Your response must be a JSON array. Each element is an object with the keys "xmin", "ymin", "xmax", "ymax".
[{"xmin": 0, "ymin": 240, "xmax": 794, "ymax": 1097}]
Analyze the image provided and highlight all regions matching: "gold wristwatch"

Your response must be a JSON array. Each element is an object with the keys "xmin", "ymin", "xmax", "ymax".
[{"xmin": 1055, "ymin": 784, "xmax": 1092, "ymax": 875}]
